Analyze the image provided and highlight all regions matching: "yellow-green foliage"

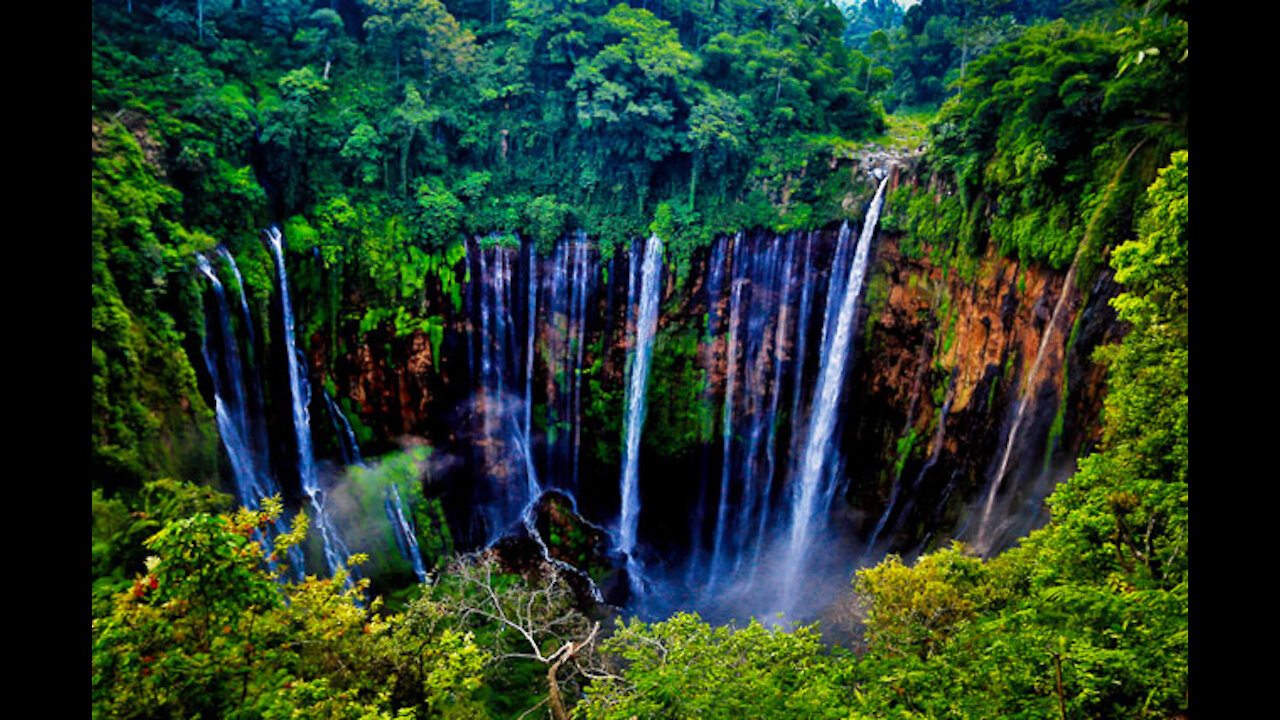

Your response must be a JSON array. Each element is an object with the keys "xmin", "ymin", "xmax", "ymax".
[
  {"xmin": 91, "ymin": 498, "xmax": 486, "ymax": 720},
  {"xmin": 576, "ymin": 612, "xmax": 848, "ymax": 720},
  {"xmin": 855, "ymin": 542, "xmax": 998, "ymax": 660}
]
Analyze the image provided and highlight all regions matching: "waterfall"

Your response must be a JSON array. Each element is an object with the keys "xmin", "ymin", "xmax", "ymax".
[
  {"xmin": 522, "ymin": 241, "xmax": 539, "ymax": 500},
  {"xmin": 618, "ymin": 233, "xmax": 664, "ymax": 596},
  {"xmin": 265, "ymin": 226, "xmax": 354, "ymax": 585},
  {"xmin": 750, "ymin": 235, "xmax": 798, "ymax": 577},
  {"xmin": 476, "ymin": 245, "xmax": 501, "ymax": 538},
  {"xmin": 473, "ymin": 240, "xmax": 537, "ymax": 543},
  {"xmin": 324, "ymin": 390, "xmax": 363, "ymax": 467},
  {"xmin": 216, "ymin": 247, "xmax": 271, "ymax": 475},
  {"xmin": 781, "ymin": 231, "xmax": 819, "ymax": 569},
  {"xmin": 198, "ymin": 253, "xmax": 255, "ymax": 506},
  {"xmin": 732, "ymin": 235, "xmax": 789, "ymax": 579},
  {"xmin": 707, "ymin": 234, "xmax": 744, "ymax": 589},
  {"xmin": 196, "ymin": 250, "xmax": 301, "ymax": 581},
  {"xmin": 685, "ymin": 234, "xmax": 730, "ymax": 586},
  {"xmin": 386, "ymin": 485, "xmax": 429, "ymax": 584},
  {"xmin": 541, "ymin": 234, "xmax": 594, "ymax": 492},
  {"xmin": 974, "ymin": 225, "xmax": 1086, "ymax": 555},
  {"xmin": 217, "ymin": 246, "xmax": 256, "ymax": 353},
  {"xmin": 703, "ymin": 233, "xmax": 800, "ymax": 590},
  {"xmin": 197, "ymin": 254, "xmax": 250, "ymax": 454},
  {"xmin": 780, "ymin": 176, "xmax": 889, "ymax": 613}
]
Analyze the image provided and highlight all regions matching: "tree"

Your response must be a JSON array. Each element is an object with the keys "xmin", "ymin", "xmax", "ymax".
[
  {"xmin": 684, "ymin": 87, "xmax": 749, "ymax": 207},
  {"xmin": 362, "ymin": 0, "xmax": 478, "ymax": 86},
  {"xmin": 92, "ymin": 478, "xmax": 236, "ymax": 618},
  {"xmin": 341, "ymin": 121, "xmax": 387, "ymax": 188},
  {"xmin": 1039, "ymin": 150, "xmax": 1187, "ymax": 593},
  {"xmin": 575, "ymin": 612, "xmax": 849, "ymax": 719},
  {"xmin": 864, "ymin": 27, "xmax": 891, "ymax": 92},
  {"xmin": 431, "ymin": 554, "xmax": 605, "ymax": 720},
  {"xmin": 391, "ymin": 82, "xmax": 438, "ymax": 197},
  {"xmin": 294, "ymin": 8, "xmax": 355, "ymax": 80},
  {"xmin": 854, "ymin": 542, "xmax": 998, "ymax": 661},
  {"xmin": 92, "ymin": 498, "xmax": 303, "ymax": 718},
  {"xmin": 92, "ymin": 498, "xmax": 488, "ymax": 719},
  {"xmin": 567, "ymin": 4, "xmax": 698, "ymax": 167}
]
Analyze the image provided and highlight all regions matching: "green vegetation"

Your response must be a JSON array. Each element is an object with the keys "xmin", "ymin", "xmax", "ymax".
[
  {"xmin": 846, "ymin": 149, "xmax": 1188, "ymax": 720},
  {"xmin": 92, "ymin": 118, "xmax": 222, "ymax": 491},
  {"xmin": 576, "ymin": 613, "xmax": 850, "ymax": 719},
  {"xmin": 644, "ymin": 322, "xmax": 714, "ymax": 460},
  {"xmin": 92, "ymin": 498, "xmax": 487, "ymax": 719},
  {"xmin": 92, "ymin": 0, "xmax": 886, "ymax": 268},
  {"xmin": 926, "ymin": 10, "xmax": 1187, "ymax": 269}
]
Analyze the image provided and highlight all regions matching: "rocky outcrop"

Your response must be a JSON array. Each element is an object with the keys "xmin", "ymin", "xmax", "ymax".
[{"xmin": 844, "ymin": 223, "xmax": 1120, "ymax": 558}]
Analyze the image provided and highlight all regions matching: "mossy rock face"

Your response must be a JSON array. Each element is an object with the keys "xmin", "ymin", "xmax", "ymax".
[
  {"xmin": 533, "ymin": 491, "xmax": 612, "ymax": 573},
  {"xmin": 486, "ymin": 493, "xmax": 621, "ymax": 615}
]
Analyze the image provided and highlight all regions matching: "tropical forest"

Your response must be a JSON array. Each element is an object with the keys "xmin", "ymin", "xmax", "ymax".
[{"xmin": 91, "ymin": 0, "xmax": 1188, "ymax": 717}]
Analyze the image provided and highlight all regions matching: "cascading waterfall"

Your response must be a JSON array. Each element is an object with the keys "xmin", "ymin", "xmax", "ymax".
[
  {"xmin": 386, "ymin": 484, "xmax": 429, "ymax": 584},
  {"xmin": 217, "ymin": 247, "xmax": 271, "ymax": 476},
  {"xmin": 652, "ymin": 224, "xmax": 847, "ymax": 617},
  {"xmin": 750, "ymin": 235, "xmax": 798, "ymax": 578},
  {"xmin": 541, "ymin": 234, "xmax": 595, "ymax": 492},
  {"xmin": 231, "ymin": 176, "xmax": 965, "ymax": 622},
  {"xmin": 618, "ymin": 233, "xmax": 664, "ymax": 596},
  {"xmin": 787, "ymin": 231, "xmax": 818, "ymax": 469},
  {"xmin": 704, "ymin": 232, "xmax": 803, "ymax": 591},
  {"xmin": 974, "ymin": 226, "xmax": 1086, "ymax": 555},
  {"xmin": 242, "ymin": 181, "xmax": 894, "ymax": 619},
  {"xmin": 688, "ymin": 222, "xmax": 860, "ymax": 611},
  {"xmin": 465, "ymin": 236, "xmax": 604, "ymax": 603},
  {"xmin": 266, "ymin": 226, "xmax": 354, "ymax": 585},
  {"xmin": 217, "ymin": 246, "xmax": 256, "ymax": 361},
  {"xmin": 780, "ymin": 175, "xmax": 889, "ymax": 613},
  {"xmin": 521, "ymin": 240, "xmax": 539, "ymax": 500},
  {"xmin": 324, "ymin": 389, "xmax": 363, "ymax": 468},
  {"xmin": 707, "ymin": 234, "xmax": 744, "ymax": 590},
  {"xmin": 197, "ymin": 254, "xmax": 250, "ymax": 457},
  {"xmin": 196, "ymin": 250, "xmax": 301, "ymax": 580},
  {"xmin": 192, "ymin": 171, "xmax": 1099, "ymax": 626},
  {"xmin": 684, "ymin": 235, "xmax": 731, "ymax": 586},
  {"xmin": 732, "ymin": 234, "xmax": 791, "ymax": 580},
  {"xmin": 651, "ymin": 224, "xmax": 834, "ymax": 616},
  {"xmin": 472, "ymin": 239, "xmax": 538, "ymax": 543}
]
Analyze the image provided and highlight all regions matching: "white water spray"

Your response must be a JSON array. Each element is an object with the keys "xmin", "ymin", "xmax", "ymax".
[
  {"xmin": 618, "ymin": 233, "xmax": 664, "ymax": 597},
  {"xmin": 780, "ymin": 176, "xmax": 889, "ymax": 613},
  {"xmin": 266, "ymin": 226, "xmax": 354, "ymax": 585}
]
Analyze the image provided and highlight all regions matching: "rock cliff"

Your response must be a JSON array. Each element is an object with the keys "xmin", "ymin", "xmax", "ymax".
[{"xmin": 300, "ymin": 167, "xmax": 1121, "ymax": 589}]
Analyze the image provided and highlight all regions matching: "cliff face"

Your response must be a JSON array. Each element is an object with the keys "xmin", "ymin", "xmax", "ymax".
[
  {"xmin": 844, "ymin": 221, "xmax": 1120, "ymax": 558},
  {"xmin": 304, "ymin": 176, "xmax": 1120, "ymax": 568}
]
